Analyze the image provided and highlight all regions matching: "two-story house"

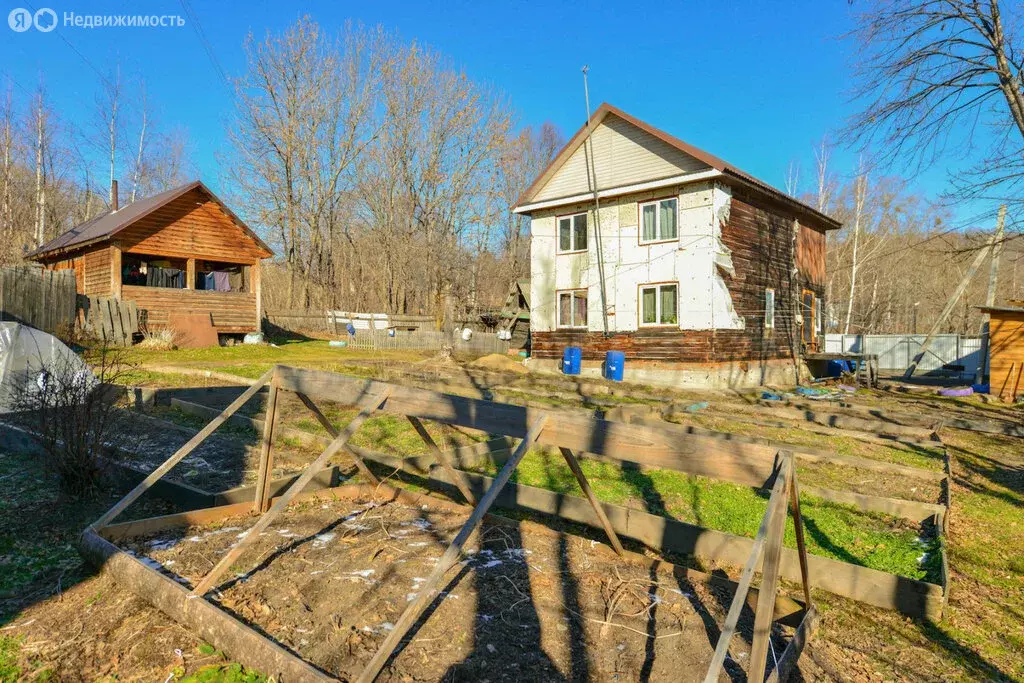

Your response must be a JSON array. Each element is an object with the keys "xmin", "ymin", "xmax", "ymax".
[{"xmin": 513, "ymin": 104, "xmax": 841, "ymax": 387}]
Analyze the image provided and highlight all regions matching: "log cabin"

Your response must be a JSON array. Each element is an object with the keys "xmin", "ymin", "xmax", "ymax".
[
  {"xmin": 512, "ymin": 103, "xmax": 842, "ymax": 387},
  {"xmin": 29, "ymin": 180, "xmax": 273, "ymax": 339}
]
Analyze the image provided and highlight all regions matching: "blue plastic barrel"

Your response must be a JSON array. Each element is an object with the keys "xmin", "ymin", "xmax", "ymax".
[
  {"xmin": 604, "ymin": 350, "xmax": 625, "ymax": 381},
  {"xmin": 562, "ymin": 347, "xmax": 582, "ymax": 375}
]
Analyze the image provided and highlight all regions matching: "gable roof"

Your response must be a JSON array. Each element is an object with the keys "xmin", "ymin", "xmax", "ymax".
[
  {"xmin": 514, "ymin": 103, "xmax": 841, "ymax": 230},
  {"xmin": 29, "ymin": 180, "xmax": 273, "ymax": 259}
]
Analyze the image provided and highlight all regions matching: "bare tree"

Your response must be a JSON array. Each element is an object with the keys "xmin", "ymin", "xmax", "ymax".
[
  {"xmin": 130, "ymin": 82, "xmax": 149, "ymax": 203},
  {"xmin": 844, "ymin": 160, "xmax": 868, "ymax": 333},
  {"xmin": 845, "ymin": 0, "xmax": 1024, "ymax": 209},
  {"xmin": 32, "ymin": 84, "xmax": 48, "ymax": 247}
]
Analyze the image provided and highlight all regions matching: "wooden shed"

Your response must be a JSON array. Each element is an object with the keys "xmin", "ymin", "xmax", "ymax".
[
  {"xmin": 499, "ymin": 278, "xmax": 531, "ymax": 349},
  {"xmin": 978, "ymin": 303, "xmax": 1024, "ymax": 401},
  {"xmin": 29, "ymin": 180, "xmax": 273, "ymax": 337}
]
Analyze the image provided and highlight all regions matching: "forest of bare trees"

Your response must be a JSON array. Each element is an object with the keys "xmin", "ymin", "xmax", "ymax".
[
  {"xmin": 225, "ymin": 19, "xmax": 562, "ymax": 325},
  {"xmin": 0, "ymin": 68, "xmax": 190, "ymax": 266},
  {"xmin": 815, "ymin": 0, "xmax": 1024, "ymax": 336},
  {"xmin": 2, "ymin": 2, "xmax": 1021, "ymax": 337}
]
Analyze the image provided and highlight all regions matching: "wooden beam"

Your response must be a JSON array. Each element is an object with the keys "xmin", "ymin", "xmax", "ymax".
[
  {"xmin": 252, "ymin": 378, "xmax": 280, "ymax": 513},
  {"xmin": 91, "ymin": 367, "xmax": 275, "ymax": 530},
  {"xmin": 787, "ymin": 455, "xmax": 813, "ymax": 609},
  {"xmin": 191, "ymin": 388, "xmax": 391, "ymax": 596},
  {"xmin": 185, "ymin": 258, "xmax": 196, "ymax": 290},
  {"xmin": 110, "ymin": 243, "xmax": 122, "ymax": 298},
  {"xmin": 703, "ymin": 458, "xmax": 788, "ymax": 683},
  {"xmin": 295, "ymin": 392, "xmax": 381, "ymax": 485},
  {"xmin": 251, "ymin": 260, "xmax": 262, "ymax": 330},
  {"xmin": 274, "ymin": 367, "xmax": 783, "ymax": 489},
  {"xmin": 749, "ymin": 457, "xmax": 791, "ymax": 682},
  {"xmin": 431, "ymin": 441, "xmax": 944, "ymax": 524},
  {"xmin": 765, "ymin": 606, "xmax": 819, "ymax": 683},
  {"xmin": 356, "ymin": 415, "xmax": 549, "ymax": 683},
  {"xmin": 349, "ymin": 447, "xmax": 946, "ymax": 620},
  {"xmin": 905, "ymin": 242, "xmax": 991, "ymax": 378},
  {"xmin": 558, "ymin": 446, "xmax": 624, "ymax": 556},
  {"xmin": 79, "ymin": 529, "xmax": 332, "ymax": 681},
  {"xmin": 406, "ymin": 415, "xmax": 476, "ymax": 504}
]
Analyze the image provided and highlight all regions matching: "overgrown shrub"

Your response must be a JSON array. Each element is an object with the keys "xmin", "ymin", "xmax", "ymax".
[{"xmin": 8, "ymin": 344, "xmax": 134, "ymax": 498}]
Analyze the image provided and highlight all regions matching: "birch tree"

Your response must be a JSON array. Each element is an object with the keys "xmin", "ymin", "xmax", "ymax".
[
  {"xmin": 843, "ymin": 162, "xmax": 868, "ymax": 333},
  {"xmin": 94, "ymin": 66, "xmax": 122, "ymax": 207},
  {"xmin": 845, "ymin": 0, "xmax": 1024, "ymax": 212}
]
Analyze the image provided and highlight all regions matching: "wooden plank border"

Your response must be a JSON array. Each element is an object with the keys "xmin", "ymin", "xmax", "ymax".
[{"xmin": 348, "ymin": 448, "xmax": 945, "ymax": 619}]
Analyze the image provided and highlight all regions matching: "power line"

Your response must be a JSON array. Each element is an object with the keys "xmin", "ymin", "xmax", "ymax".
[
  {"xmin": 23, "ymin": 2, "xmax": 116, "ymax": 92},
  {"xmin": 178, "ymin": 0, "xmax": 233, "ymax": 97}
]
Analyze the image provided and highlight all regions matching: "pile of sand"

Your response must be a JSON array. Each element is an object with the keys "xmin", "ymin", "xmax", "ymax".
[{"xmin": 468, "ymin": 353, "xmax": 529, "ymax": 374}]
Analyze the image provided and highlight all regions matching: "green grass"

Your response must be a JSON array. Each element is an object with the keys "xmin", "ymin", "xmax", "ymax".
[
  {"xmin": 0, "ymin": 454, "xmax": 92, "ymax": 603},
  {"xmin": 0, "ymin": 637, "xmax": 21, "ymax": 683},
  {"xmin": 111, "ymin": 339, "xmax": 430, "ymax": 371},
  {"xmin": 178, "ymin": 662, "xmax": 266, "ymax": 683},
  {"xmin": 463, "ymin": 448, "xmax": 940, "ymax": 581}
]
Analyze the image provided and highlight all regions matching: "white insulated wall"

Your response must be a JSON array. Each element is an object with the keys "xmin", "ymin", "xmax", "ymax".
[{"xmin": 530, "ymin": 182, "xmax": 743, "ymax": 333}]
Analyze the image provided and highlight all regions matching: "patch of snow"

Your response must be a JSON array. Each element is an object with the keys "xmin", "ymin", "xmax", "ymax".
[{"xmin": 312, "ymin": 532, "xmax": 336, "ymax": 548}]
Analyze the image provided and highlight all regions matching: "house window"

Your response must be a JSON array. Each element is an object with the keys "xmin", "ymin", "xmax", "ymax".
[
  {"xmin": 639, "ymin": 197, "xmax": 678, "ymax": 244},
  {"xmin": 557, "ymin": 212, "xmax": 588, "ymax": 253},
  {"xmin": 557, "ymin": 289, "xmax": 588, "ymax": 328},
  {"xmin": 765, "ymin": 288, "xmax": 775, "ymax": 329},
  {"xmin": 640, "ymin": 283, "xmax": 678, "ymax": 326}
]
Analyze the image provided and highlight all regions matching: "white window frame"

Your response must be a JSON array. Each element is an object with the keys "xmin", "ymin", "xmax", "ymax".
[
  {"xmin": 556, "ymin": 212, "xmax": 588, "ymax": 254},
  {"xmin": 556, "ymin": 289, "xmax": 588, "ymax": 329},
  {"xmin": 639, "ymin": 282, "xmax": 679, "ymax": 327},
  {"xmin": 765, "ymin": 288, "xmax": 776, "ymax": 329},
  {"xmin": 638, "ymin": 197, "xmax": 679, "ymax": 245}
]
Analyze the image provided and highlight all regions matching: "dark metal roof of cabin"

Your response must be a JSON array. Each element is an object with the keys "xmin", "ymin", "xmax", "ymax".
[{"xmin": 29, "ymin": 180, "xmax": 272, "ymax": 259}]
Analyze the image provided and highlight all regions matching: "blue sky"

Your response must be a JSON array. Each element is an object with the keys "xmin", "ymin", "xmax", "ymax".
[{"xmin": 1, "ymin": 0, "xmax": 982, "ymax": 225}]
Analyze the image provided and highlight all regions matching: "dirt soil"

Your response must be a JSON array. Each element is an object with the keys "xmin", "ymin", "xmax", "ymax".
[
  {"xmin": 468, "ymin": 353, "xmax": 530, "ymax": 374},
  {"xmin": 126, "ymin": 494, "xmax": 789, "ymax": 682}
]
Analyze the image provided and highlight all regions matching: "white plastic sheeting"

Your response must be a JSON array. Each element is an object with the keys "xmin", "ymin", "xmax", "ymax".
[{"xmin": 0, "ymin": 322, "xmax": 95, "ymax": 413}]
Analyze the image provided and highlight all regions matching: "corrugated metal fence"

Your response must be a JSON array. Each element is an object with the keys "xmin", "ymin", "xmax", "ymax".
[
  {"xmin": 824, "ymin": 333, "xmax": 986, "ymax": 378},
  {"xmin": 345, "ymin": 328, "xmax": 511, "ymax": 356}
]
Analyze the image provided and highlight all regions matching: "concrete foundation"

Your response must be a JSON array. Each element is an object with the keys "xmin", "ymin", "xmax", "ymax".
[{"xmin": 527, "ymin": 357, "xmax": 806, "ymax": 389}]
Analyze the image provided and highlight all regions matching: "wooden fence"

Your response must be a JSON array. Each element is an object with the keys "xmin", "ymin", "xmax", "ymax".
[
  {"xmin": 77, "ymin": 295, "xmax": 139, "ymax": 346},
  {"xmin": 265, "ymin": 309, "xmax": 434, "ymax": 336},
  {"xmin": 0, "ymin": 265, "xmax": 77, "ymax": 337}
]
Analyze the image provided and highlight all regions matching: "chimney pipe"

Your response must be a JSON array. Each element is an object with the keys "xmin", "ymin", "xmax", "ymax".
[{"xmin": 111, "ymin": 180, "xmax": 119, "ymax": 212}]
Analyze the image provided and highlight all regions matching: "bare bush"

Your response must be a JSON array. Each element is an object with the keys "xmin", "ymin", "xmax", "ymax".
[
  {"xmin": 7, "ymin": 344, "xmax": 134, "ymax": 498},
  {"xmin": 136, "ymin": 328, "xmax": 177, "ymax": 350}
]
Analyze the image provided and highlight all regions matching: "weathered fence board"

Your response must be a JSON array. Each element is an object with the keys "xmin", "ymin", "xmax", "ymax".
[
  {"xmin": 265, "ymin": 309, "xmax": 433, "ymax": 336},
  {"xmin": 0, "ymin": 265, "xmax": 76, "ymax": 336},
  {"xmin": 77, "ymin": 294, "xmax": 139, "ymax": 346}
]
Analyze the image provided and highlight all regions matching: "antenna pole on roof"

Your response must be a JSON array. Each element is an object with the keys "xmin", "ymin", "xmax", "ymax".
[{"xmin": 582, "ymin": 65, "xmax": 610, "ymax": 337}]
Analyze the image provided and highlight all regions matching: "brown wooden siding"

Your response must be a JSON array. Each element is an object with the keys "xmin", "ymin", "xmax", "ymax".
[
  {"xmin": 533, "ymin": 187, "xmax": 825, "ymax": 362},
  {"xmin": 989, "ymin": 311, "xmax": 1024, "ymax": 400},
  {"xmin": 118, "ymin": 188, "xmax": 268, "ymax": 263},
  {"xmin": 796, "ymin": 222, "xmax": 826, "ymax": 286},
  {"xmin": 124, "ymin": 285, "xmax": 258, "ymax": 333},
  {"xmin": 82, "ymin": 246, "xmax": 112, "ymax": 296}
]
